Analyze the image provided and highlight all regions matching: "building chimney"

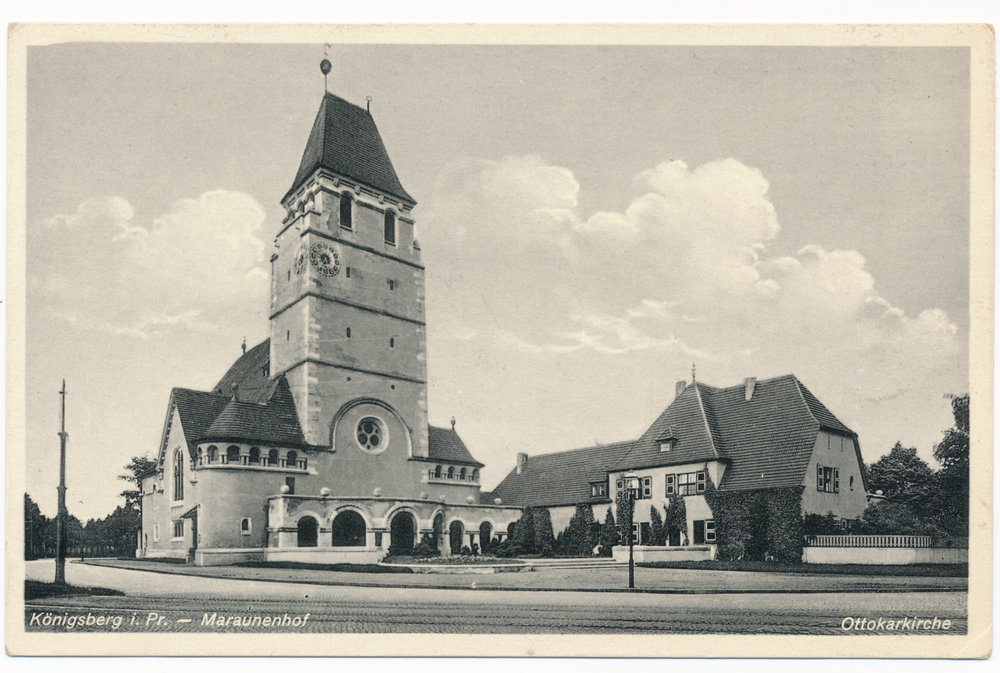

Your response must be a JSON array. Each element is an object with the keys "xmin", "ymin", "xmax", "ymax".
[
  {"xmin": 676, "ymin": 380, "xmax": 687, "ymax": 398},
  {"xmin": 744, "ymin": 377, "xmax": 757, "ymax": 402},
  {"xmin": 516, "ymin": 452, "xmax": 528, "ymax": 475}
]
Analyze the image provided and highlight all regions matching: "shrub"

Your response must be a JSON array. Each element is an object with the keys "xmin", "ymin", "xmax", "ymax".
[
  {"xmin": 410, "ymin": 533, "xmax": 441, "ymax": 558},
  {"xmin": 493, "ymin": 540, "xmax": 524, "ymax": 558},
  {"xmin": 855, "ymin": 501, "xmax": 946, "ymax": 536},
  {"xmin": 803, "ymin": 512, "xmax": 840, "ymax": 536}
]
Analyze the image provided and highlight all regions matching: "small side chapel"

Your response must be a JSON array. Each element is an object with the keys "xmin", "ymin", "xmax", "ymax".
[{"xmin": 138, "ymin": 68, "xmax": 520, "ymax": 566}]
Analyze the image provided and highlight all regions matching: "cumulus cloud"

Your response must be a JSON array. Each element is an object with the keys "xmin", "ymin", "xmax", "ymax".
[
  {"xmin": 421, "ymin": 155, "xmax": 965, "ymax": 465},
  {"xmin": 35, "ymin": 191, "xmax": 269, "ymax": 339}
]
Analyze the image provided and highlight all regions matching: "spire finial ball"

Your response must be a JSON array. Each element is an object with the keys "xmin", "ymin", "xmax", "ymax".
[{"xmin": 320, "ymin": 59, "xmax": 332, "ymax": 76}]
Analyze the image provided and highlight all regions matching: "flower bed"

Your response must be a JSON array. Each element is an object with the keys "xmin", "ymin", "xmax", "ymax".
[{"xmin": 384, "ymin": 555, "xmax": 525, "ymax": 565}]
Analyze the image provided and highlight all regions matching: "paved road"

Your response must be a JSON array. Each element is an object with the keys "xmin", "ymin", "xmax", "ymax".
[{"xmin": 23, "ymin": 560, "xmax": 967, "ymax": 635}]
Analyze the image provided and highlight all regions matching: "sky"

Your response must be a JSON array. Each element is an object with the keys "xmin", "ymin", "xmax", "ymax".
[{"xmin": 22, "ymin": 42, "xmax": 971, "ymax": 521}]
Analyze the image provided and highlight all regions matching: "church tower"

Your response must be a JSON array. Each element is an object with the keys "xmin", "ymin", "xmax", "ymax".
[{"xmin": 269, "ymin": 87, "xmax": 429, "ymax": 461}]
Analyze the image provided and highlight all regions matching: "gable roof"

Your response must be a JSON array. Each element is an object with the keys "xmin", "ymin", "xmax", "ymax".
[
  {"xmin": 489, "ymin": 440, "xmax": 634, "ymax": 508},
  {"xmin": 490, "ymin": 374, "xmax": 861, "ymax": 506},
  {"xmin": 425, "ymin": 425, "xmax": 483, "ymax": 467},
  {"xmin": 285, "ymin": 92, "xmax": 414, "ymax": 205},
  {"xmin": 616, "ymin": 374, "xmax": 857, "ymax": 492},
  {"xmin": 610, "ymin": 383, "xmax": 720, "ymax": 472}
]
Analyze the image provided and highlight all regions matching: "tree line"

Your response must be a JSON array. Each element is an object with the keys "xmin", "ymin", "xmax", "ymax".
[
  {"xmin": 807, "ymin": 393, "xmax": 969, "ymax": 537},
  {"xmin": 24, "ymin": 455, "xmax": 156, "ymax": 560}
]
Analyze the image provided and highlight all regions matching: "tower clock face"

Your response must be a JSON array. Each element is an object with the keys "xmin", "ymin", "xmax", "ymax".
[
  {"xmin": 308, "ymin": 242, "xmax": 341, "ymax": 277},
  {"xmin": 293, "ymin": 249, "xmax": 308, "ymax": 275}
]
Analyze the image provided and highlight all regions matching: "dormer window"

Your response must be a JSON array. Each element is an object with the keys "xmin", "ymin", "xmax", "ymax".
[{"xmin": 657, "ymin": 428, "xmax": 677, "ymax": 452}]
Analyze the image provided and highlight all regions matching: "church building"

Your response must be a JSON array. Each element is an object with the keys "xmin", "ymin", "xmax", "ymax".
[
  {"xmin": 138, "ymin": 66, "xmax": 869, "ymax": 567},
  {"xmin": 138, "ymin": 78, "xmax": 520, "ymax": 566}
]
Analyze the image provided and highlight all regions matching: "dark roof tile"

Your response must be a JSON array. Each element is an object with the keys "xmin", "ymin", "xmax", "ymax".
[
  {"xmin": 490, "ymin": 440, "xmax": 634, "ymax": 508},
  {"xmin": 200, "ymin": 377, "xmax": 307, "ymax": 447},
  {"xmin": 609, "ymin": 383, "xmax": 719, "ymax": 472},
  {"xmin": 286, "ymin": 93, "xmax": 414, "ymax": 204},
  {"xmin": 170, "ymin": 388, "xmax": 233, "ymax": 462},
  {"xmin": 213, "ymin": 339, "xmax": 273, "ymax": 404},
  {"xmin": 490, "ymin": 374, "xmax": 859, "ymax": 502},
  {"xmin": 425, "ymin": 426, "xmax": 483, "ymax": 467}
]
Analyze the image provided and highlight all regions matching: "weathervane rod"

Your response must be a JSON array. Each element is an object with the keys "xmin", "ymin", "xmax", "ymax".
[{"xmin": 321, "ymin": 44, "xmax": 332, "ymax": 93}]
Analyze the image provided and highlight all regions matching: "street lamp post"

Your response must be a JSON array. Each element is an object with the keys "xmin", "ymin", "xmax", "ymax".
[
  {"xmin": 55, "ymin": 380, "xmax": 69, "ymax": 585},
  {"xmin": 623, "ymin": 473, "xmax": 640, "ymax": 590}
]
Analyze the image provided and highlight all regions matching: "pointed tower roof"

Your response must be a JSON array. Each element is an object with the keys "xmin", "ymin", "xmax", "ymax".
[{"xmin": 285, "ymin": 92, "xmax": 415, "ymax": 205}]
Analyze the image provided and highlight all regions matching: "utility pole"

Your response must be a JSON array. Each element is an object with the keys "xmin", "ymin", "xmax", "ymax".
[{"xmin": 55, "ymin": 379, "xmax": 68, "ymax": 584}]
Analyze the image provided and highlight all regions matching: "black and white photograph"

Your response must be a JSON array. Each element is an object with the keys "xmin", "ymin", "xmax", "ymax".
[{"xmin": 6, "ymin": 23, "xmax": 992, "ymax": 657}]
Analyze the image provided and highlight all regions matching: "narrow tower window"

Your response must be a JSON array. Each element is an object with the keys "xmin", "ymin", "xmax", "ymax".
[
  {"xmin": 384, "ymin": 210, "xmax": 396, "ymax": 246},
  {"xmin": 340, "ymin": 193, "xmax": 353, "ymax": 230},
  {"xmin": 346, "ymin": 267, "xmax": 351, "ymax": 278},
  {"xmin": 346, "ymin": 327, "xmax": 352, "ymax": 339},
  {"xmin": 173, "ymin": 448, "xmax": 184, "ymax": 501},
  {"xmin": 390, "ymin": 338, "xmax": 394, "ymax": 348}
]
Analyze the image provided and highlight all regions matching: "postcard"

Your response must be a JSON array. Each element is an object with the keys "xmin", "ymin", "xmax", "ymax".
[{"xmin": 6, "ymin": 23, "xmax": 993, "ymax": 658}]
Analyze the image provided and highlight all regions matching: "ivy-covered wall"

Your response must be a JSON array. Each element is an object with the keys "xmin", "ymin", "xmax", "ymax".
[{"xmin": 704, "ymin": 473, "xmax": 805, "ymax": 562}]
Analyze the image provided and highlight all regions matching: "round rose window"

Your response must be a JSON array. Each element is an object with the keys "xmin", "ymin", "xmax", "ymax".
[{"xmin": 356, "ymin": 417, "xmax": 385, "ymax": 452}]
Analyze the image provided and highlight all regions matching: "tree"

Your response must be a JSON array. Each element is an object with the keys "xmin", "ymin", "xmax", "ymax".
[
  {"xmin": 930, "ymin": 394, "xmax": 970, "ymax": 536},
  {"xmin": 119, "ymin": 454, "xmax": 157, "ymax": 514},
  {"xmin": 533, "ymin": 507, "xmax": 556, "ymax": 556},
  {"xmin": 510, "ymin": 507, "xmax": 537, "ymax": 552},
  {"xmin": 24, "ymin": 493, "xmax": 52, "ymax": 560},
  {"xmin": 113, "ymin": 454, "xmax": 156, "ymax": 555},
  {"xmin": 649, "ymin": 505, "xmax": 665, "ymax": 546},
  {"xmin": 664, "ymin": 494, "xmax": 688, "ymax": 545},
  {"xmin": 562, "ymin": 504, "xmax": 598, "ymax": 556},
  {"xmin": 598, "ymin": 506, "xmax": 617, "ymax": 556},
  {"xmin": 866, "ymin": 442, "xmax": 934, "ymax": 516},
  {"xmin": 615, "ymin": 486, "xmax": 635, "ymax": 548}
]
